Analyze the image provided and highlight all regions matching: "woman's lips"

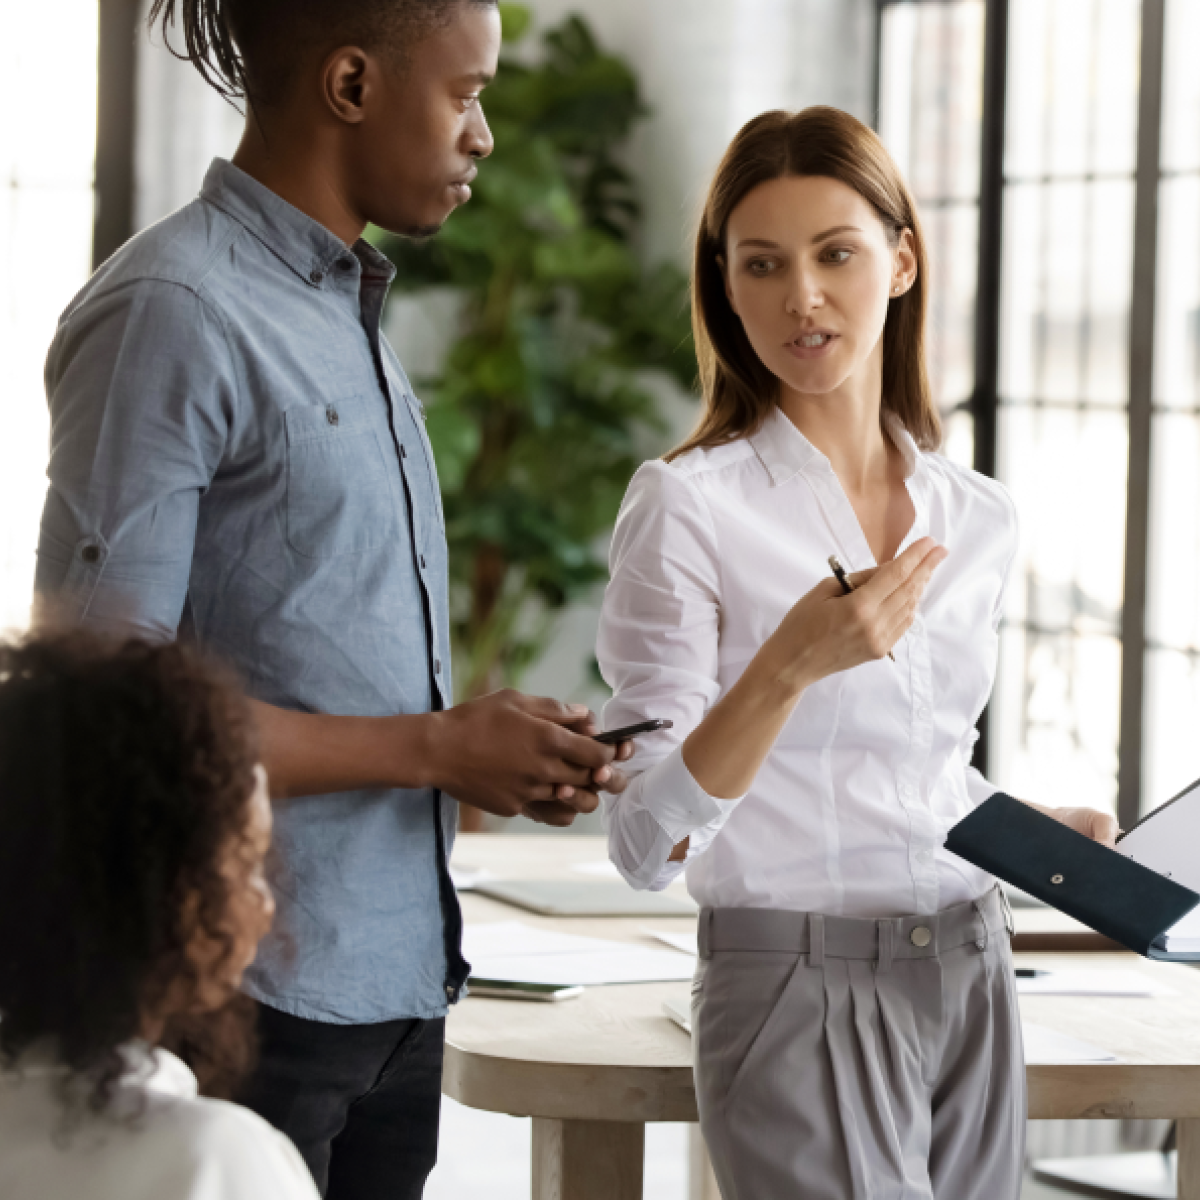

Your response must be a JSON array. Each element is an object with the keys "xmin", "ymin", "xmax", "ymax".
[{"xmin": 784, "ymin": 332, "xmax": 839, "ymax": 360}]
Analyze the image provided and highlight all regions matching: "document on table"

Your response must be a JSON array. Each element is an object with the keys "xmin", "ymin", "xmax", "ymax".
[
  {"xmin": 1021, "ymin": 1023, "xmax": 1119, "ymax": 1064},
  {"xmin": 1117, "ymin": 775, "xmax": 1200, "ymax": 952},
  {"xmin": 1015, "ymin": 970, "xmax": 1177, "ymax": 997},
  {"xmin": 464, "ymin": 921, "xmax": 695, "ymax": 987},
  {"xmin": 643, "ymin": 928, "xmax": 699, "ymax": 956}
]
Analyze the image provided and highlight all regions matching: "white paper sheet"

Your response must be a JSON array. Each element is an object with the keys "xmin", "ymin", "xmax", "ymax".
[
  {"xmin": 1118, "ymin": 779, "xmax": 1200, "ymax": 890},
  {"xmin": 1117, "ymin": 778, "xmax": 1200, "ymax": 950},
  {"xmin": 643, "ymin": 928, "xmax": 699, "ymax": 956},
  {"xmin": 571, "ymin": 861, "xmax": 622, "ymax": 878},
  {"xmin": 462, "ymin": 921, "xmax": 633, "ymax": 960},
  {"xmin": 1016, "ymin": 970, "xmax": 1176, "ymax": 997},
  {"xmin": 1021, "ymin": 1023, "xmax": 1119, "ymax": 1064},
  {"xmin": 449, "ymin": 864, "xmax": 494, "ymax": 891},
  {"xmin": 469, "ymin": 950, "xmax": 697, "ymax": 987}
]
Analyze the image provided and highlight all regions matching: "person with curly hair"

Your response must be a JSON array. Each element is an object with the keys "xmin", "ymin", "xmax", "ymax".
[{"xmin": 0, "ymin": 632, "xmax": 318, "ymax": 1200}]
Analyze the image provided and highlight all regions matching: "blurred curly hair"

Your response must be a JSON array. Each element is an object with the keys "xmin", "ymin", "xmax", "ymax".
[{"xmin": 0, "ymin": 632, "xmax": 260, "ymax": 1112}]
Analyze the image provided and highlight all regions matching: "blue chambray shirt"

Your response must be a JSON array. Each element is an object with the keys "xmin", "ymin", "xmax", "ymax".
[{"xmin": 36, "ymin": 159, "xmax": 468, "ymax": 1024}]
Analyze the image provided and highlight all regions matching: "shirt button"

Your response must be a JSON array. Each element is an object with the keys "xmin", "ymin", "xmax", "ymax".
[
  {"xmin": 900, "ymin": 785, "xmax": 914, "ymax": 799},
  {"xmin": 310, "ymin": 267, "xmax": 324, "ymax": 284},
  {"xmin": 435, "ymin": 659, "xmax": 442, "ymax": 674},
  {"xmin": 910, "ymin": 926, "xmax": 932, "ymax": 948},
  {"xmin": 918, "ymin": 706, "xmax": 930, "ymax": 718},
  {"xmin": 326, "ymin": 406, "xmax": 339, "ymax": 426},
  {"xmin": 338, "ymin": 256, "xmax": 355, "ymax": 271},
  {"xmin": 81, "ymin": 545, "xmax": 101, "ymax": 564},
  {"xmin": 420, "ymin": 555, "xmax": 427, "ymax": 569},
  {"xmin": 401, "ymin": 444, "xmax": 408, "ymax": 459}
]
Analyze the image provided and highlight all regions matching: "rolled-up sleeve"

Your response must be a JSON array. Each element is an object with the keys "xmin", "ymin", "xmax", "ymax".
[
  {"xmin": 597, "ymin": 461, "xmax": 746, "ymax": 890},
  {"xmin": 35, "ymin": 280, "xmax": 237, "ymax": 640}
]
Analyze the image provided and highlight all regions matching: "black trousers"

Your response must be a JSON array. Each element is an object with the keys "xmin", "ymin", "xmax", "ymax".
[{"xmin": 239, "ymin": 1002, "xmax": 445, "ymax": 1199}]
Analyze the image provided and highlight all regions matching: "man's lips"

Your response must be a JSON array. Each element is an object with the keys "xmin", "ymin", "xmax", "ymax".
[
  {"xmin": 784, "ymin": 331, "xmax": 839, "ymax": 359},
  {"xmin": 449, "ymin": 167, "xmax": 478, "ymax": 200}
]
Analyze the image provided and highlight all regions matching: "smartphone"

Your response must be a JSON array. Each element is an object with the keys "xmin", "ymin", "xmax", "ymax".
[
  {"xmin": 593, "ymin": 718, "xmax": 673, "ymax": 745},
  {"xmin": 468, "ymin": 979, "xmax": 584, "ymax": 1002}
]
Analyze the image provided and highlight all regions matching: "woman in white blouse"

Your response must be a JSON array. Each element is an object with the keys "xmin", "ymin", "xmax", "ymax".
[
  {"xmin": 597, "ymin": 107, "xmax": 1118, "ymax": 1200},
  {"xmin": 0, "ymin": 633, "xmax": 318, "ymax": 1200}
]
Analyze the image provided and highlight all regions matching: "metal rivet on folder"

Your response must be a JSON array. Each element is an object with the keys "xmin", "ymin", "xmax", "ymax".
[{"xmin": 1051, "ymin": 874, "xmax": 1064, "ymax": 885}]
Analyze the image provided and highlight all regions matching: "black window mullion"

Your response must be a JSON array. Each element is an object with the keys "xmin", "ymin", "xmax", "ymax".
[
  {"xmin": 969, "ymin": 0, "xmax": 1008, "ymax": 779},
  {"xmin": 93, "ymin": 0, "xmax": 140, "ymax": 269},
  {"xmin": 1117, "ymin": 0, "xmax": 1168, "ymax": 830}
]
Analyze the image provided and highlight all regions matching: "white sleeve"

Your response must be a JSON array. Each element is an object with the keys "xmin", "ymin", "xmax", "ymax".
[{"xmin": 597, "ymin": 461, "xmax": 747, "ymax": 891}]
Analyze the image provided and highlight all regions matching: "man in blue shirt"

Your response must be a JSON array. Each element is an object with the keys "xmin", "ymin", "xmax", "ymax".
[{"xmin": 36, "ymin": 1, "xmax": 630, "ymax": 1195}]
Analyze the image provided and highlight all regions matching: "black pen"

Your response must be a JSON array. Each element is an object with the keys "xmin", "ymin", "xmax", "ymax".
[{"xmin": 828, "ymin": 555, "xmax": 896, "ymax": 663}]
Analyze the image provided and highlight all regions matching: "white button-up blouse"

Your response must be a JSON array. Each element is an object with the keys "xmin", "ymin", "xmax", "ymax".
[{"xmin": 597, "ymin": 406, "xmax": 1018, "ymax": 918}]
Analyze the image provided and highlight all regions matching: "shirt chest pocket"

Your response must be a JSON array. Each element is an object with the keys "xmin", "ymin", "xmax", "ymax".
[{"xmin": 284, "ymin": 399, "xmax": 402, "ymax": 559}]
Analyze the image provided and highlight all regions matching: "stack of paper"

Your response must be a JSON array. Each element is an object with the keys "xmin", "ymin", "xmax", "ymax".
[
  {"xmin": 463, "ymin": 921, "xmax": 696, "ymax": 987},
  {"xmin": 1118, "ymin": 777, "xmax": 1200, "ymax": 952}
]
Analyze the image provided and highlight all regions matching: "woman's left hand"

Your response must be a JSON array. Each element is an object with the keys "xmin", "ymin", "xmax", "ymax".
[{"xmin": 1045, "ymin": 805, "xmax": 1122, "ymax": 848}]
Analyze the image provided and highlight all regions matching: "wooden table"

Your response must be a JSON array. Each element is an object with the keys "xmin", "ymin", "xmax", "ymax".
[{"xmin": 447, "ymin": 835, "xmax": 1200, "ymax": 1199}]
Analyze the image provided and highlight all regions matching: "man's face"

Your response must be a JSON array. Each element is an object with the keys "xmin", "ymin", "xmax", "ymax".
[{"xmin": 356, "ymin": 3, "xmax": 500, "ymax": 237}]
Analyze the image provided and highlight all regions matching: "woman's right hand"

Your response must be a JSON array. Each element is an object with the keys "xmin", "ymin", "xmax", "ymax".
[{"xmin": 764, "ymin": 537, "xmax": 948, "ymax": 694}]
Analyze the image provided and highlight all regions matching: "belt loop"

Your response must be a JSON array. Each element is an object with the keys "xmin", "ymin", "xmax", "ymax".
[
  {"xmin": 809, "ymin": 914, "xmax": 825, "ymax": 967},
  {"xmin": 972, "ymin": 899, "xmax": 989, "ymax": 953},
  {"xmin": 998, "ymin": 884, "xmax": 1016, "ymax": 937},
  {"xmin": 876, "ymin": 921, "xmax": 894, "ymax": 973},
  {"xmin": 698, "ymin": 908, "xmax": 714, "ymax": 960}
]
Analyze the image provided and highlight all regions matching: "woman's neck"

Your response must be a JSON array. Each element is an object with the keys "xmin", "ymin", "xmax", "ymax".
[{"xmin": 776, "ymin": 353, "xmax": 891, "ymax": 496}]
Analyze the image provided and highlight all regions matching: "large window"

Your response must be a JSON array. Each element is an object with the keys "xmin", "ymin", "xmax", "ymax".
[
  {"xmin": 878, "ymin": 0, "xmax": 1197, "ymax": 825},
  {"xmin": 0, "ymin": 3, "xmax": 99, "ymax": 632}
]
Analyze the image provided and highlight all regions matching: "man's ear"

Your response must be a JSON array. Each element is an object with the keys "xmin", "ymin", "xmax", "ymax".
[
  {"xmin": 322, "ymin": 46, "xmax": 371, "ymax": 125},
  {"xmin": 718, "ymin": 254, "xmax": 739, "ymax": 315}
]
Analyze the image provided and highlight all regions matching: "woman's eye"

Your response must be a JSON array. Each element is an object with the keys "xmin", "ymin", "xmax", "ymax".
[
  {"xmin": 747, "ymin": 259, "xmax": 777, "ymax": 276},
  {"xmin": 823, "ymin": 247, "xmax": 852, "ymax": 264},
  {"xmin": 462, "ymin": 95, "xmax": 479, "ymax": 110}
]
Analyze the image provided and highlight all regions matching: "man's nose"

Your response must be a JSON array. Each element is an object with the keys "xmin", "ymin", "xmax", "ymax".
[{"xmin": 467, "ymin": 108, "xmax": 495, "ymax": 160}]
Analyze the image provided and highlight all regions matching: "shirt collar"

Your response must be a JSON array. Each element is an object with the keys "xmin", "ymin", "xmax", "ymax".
[
  {"xmin": 199, "ymin": 158, "xmax": 396, "ymax": 289},
  {"xmin": 748, "ymin": 403, "xmax": 923, "ymax": 486},
  {"xmin": 3, "ymin": 1039, "xmax": 197, "ymax": 1100}
]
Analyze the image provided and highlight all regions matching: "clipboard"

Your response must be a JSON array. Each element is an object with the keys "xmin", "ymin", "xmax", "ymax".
[{"xmin": 945, "ymin": 792, "xmax": 1200, "ymax": 960}]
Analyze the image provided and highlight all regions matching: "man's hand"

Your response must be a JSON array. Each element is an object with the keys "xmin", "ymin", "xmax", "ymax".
[
  {"xmin": 427, "ymin": 690, "xmax": 622, "ymax": 823},
  {"xmin": 524, "ymin": 738, "xmax": 635, "ymax": 827}
]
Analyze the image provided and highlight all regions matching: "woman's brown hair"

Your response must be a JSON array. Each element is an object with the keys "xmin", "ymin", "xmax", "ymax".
[{"xmin": 668, "ymin": 105, "xmax": 939, "ymax": 461}]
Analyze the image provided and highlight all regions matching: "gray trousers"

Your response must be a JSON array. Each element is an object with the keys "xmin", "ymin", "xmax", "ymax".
[{"xmin": 693, "ymin": 887, "xmax": 1025, "ymax": 1200}]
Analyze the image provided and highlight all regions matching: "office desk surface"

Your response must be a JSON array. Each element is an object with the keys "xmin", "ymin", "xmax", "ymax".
[{"xmin": 446, "ymin": 834, "xmax": 1200, "ymax": 1198}]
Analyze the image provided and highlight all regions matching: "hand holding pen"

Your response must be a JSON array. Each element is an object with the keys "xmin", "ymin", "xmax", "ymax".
[{"xmin": 828, "ymin": 555, "xmax": 897, "ymax": 662}]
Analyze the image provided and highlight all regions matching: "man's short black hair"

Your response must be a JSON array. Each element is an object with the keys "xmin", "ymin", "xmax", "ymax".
[{"xmin": 149, "ymin": 0, "xmax": 498, "ymax": 107}]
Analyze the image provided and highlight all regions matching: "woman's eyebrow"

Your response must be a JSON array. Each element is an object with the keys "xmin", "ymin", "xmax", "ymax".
[{"xmin": 812, "ymin": 224, "xmax": 863, "ymax": 243}]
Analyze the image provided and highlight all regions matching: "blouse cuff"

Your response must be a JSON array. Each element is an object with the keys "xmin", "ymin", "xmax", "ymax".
[{"xmin": 642, "ymin": 746, "xmax": 746, "ymax": 844}]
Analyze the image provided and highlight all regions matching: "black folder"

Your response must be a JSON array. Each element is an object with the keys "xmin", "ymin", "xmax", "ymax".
[{"xmin": 945, "ymin": 792, "xmax": 1200, "ymax": 959}]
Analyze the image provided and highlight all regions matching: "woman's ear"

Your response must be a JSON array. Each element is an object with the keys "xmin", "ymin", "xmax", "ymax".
[
  {"xmin": 718, "ymin": 254, "xmax": 739, "ymax": 315},
  {"xmin": 891, "ymin": 228, "xmax": 918, "ymax": 297}
]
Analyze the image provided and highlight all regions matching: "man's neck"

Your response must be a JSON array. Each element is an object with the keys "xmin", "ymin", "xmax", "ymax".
[{"xmin": 231, "ymin": 117, "xmax": 366, "ymax": 248}]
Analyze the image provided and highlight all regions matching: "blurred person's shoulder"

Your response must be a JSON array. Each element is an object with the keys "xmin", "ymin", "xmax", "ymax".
[{"xmin": 0, "ymin": 1046, "xmax": 318, "ymax": 1200}]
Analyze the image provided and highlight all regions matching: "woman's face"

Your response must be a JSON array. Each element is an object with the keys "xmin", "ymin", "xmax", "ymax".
[
  {"xmin": 722, "ymin": 174, "xmax": 916, "ymax": 400},
  {"xmin": 183, "ymin": 765, "xmax": 276, "ymax": 1012}
]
